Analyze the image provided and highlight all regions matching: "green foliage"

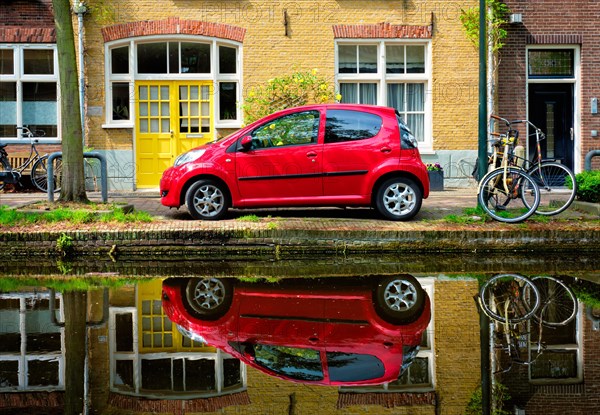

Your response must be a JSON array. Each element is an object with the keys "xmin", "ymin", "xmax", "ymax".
[
  {"xmin": 460, "ymin": 0, "xmax": 510, "ymax": 53},
  {"xmin": 466, "ymin": 382, "xmax": 511, "ymax": 415},
  {"xmin": 0, "ymin": 205, "xmax": 153, "ymax": 226},
  {"xmin": 236, "ymin": 214, "xmax": 262, "ymax": 222},
  {"xmin": 575, "ymin": 170, "xmax": 600, "ymax": 203},
  {"xmin": 56, "ymin": 233, "xmax": 74, "ymax": 257},
  {"xmin": 571, "ymin": 279, "xmax": 600, "ymax": 308},
  {"xmin": 241, "ymin": 69, "xmax": 340, "ymax": 124},
  {"xmin": 443, "ymin": 207, "xmax": 487, "ymax": 223}
]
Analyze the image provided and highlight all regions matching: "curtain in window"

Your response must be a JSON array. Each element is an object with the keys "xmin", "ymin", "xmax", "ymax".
[
  {"xmin": 340, "ymin": 83, "xmax": 357, "ymax": 103},
  {"xmin": 360, "ymin": 83, "xmax": 377, "ymax": 105}
]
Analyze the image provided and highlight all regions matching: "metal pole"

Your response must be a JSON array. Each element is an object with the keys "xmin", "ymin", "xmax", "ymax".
[
  {"xmin": 478, "ymin": 1, "xmax": 489, "ymax": 181},
  {"xmin": 73, "ymin": 2, "xmax": 87, "ymax": 146}
]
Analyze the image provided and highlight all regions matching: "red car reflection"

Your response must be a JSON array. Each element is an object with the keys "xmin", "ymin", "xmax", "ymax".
[{"xmin": 162, "ymin": 275, "xmax": 431, "ymax": 386}]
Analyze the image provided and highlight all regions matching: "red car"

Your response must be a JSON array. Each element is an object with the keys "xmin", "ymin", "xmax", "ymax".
[
  {"xmin": 160, "ymin": 104, "xmax": 429, "ymax": 220},
  {"xmin": 162, "ymin": 275, "xmax": 431, "ymax": 386}
]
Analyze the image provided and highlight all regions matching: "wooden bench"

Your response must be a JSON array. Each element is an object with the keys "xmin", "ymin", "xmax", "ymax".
[{"xmin": 7, "ymin": 152, "xmax": 34, "ymax": 174}]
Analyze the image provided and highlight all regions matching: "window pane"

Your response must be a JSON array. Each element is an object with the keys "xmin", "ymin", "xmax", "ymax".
[
  {"xmin": 24, "ymin": 49, "xmax": 54, "ymax": 75},
  {"xmin": 114, "ymin": 360, "xmax": 134, "ymax": 391},
  {"xmin": 28, "ymin": 360, "xmax": 59, "ymax": 386},
  {"xmin": 0, "ymin": 49, "xmax": 14, "ymax": 75},
  {"xmin": 0, "ymin": 82, "xmax": 17, "ymax": 137},
  {"xmin": 181, "ymin": 43, "xmax": 210, "ymax": 74},
  {"xmin": 115, "ymin": 313, "xmax": 133, "ymax": 352},
  {"xmin": 224, "ymin": 359, "xmax": 242, "ymax": 388},
  {"xmin": 407, "ymin": 83, "xmax": 425, "ymax": 111},
  {"xmin": 219, "ymin": 46, "xmax": 236, "ymax": 74},
  {"xmin": 529, "ymin": 49, "xmax": 574, "ymax": 78},
  {"xmin": 531, "ymin": 351, "xmax": 578, "ymax": 379},
  {"xmin": 340, "ymin": 83, "xmax": 357, "ymax": 103},
  {"xmin": 137, "ymin": 43, "xmax": 167, "ymax": 74},
  {"xmin": 219, "ymin": 82, "xmax": 237, "ymax": 120},
  {"xmin": 251, "ymin": 111, "xmax": 320, "ymax": 148},
  {"xmin": 406, "ymin": 45, "xmax": 425, "ymax": 73},
  {"xmin": 22, "ymin": 82, "xmax": 58, "ymax": 137},
  {"xmin": 186, "ymin": 359, "xmax": 216, "ymax": 391},
  {"xmin": 338, "ymin": 45, "xmax": 357, "ymax": 74},
  {"xmin": 325, "ymin": 109, "xmax": 382, "ymax": 143},
  {"xmin": 111, "ymin": 46, "xmax": 129, "ymax": 74},
  {"xmin": 408, "ymin": 114, "xmax": 425, "ymax": 142},
  {"xmin": 387, "ymin": 83, "xmax": 405, "ymax": 112},
  {"xmin": 112, "ymin": 83, "xmax": 130, "ymax": 121},
  {"xmin": 386, "ymin": 45, "xmax": 404, "ymax": 74},
  {"xmin": 358, "ymin": 45, "xmax": 377, "ymax": 74},
  {"xmin": 168, "ymin": 42, "xmax": 179, "ymax": 74},
  {"xmin": 0, "ymin": 361, "xmax": 19, "ymax": 387},
  {"xmin": 359, "ymin": 83, "xmax": 377, "ymax": 105},
  {"xmin": 254, "ymin": 345, "xmax": 324, "ymax": 381},
  {"xmin": 142, "ymin": 359, "xmax": 172, "ymax": 390}
]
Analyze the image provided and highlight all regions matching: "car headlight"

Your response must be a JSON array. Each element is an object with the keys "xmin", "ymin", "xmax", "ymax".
[
  {"xmin": 176, "ymin": 324, "xmax": 207, "ymax": 344},
  {"xmin": 174, "ymin": 149, "xmax": 206, "ymax": 167}
]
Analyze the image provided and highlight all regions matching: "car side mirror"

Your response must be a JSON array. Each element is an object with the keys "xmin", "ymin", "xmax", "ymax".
[{"xmin": 240, "ymin": 135, "xmax": 253, "ymax": 151}]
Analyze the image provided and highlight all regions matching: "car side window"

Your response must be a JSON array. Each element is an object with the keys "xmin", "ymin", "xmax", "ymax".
[
  {"xmin": 249, "ymin": 110, "xmax": 320, "ymax": 150},
  {"xmin": 253, "ymin": 344, "xmax": 324, "ymax": 381},
  {"xmin": 324, "ymin": 110, "xmax": 382, "ymax": 144}
]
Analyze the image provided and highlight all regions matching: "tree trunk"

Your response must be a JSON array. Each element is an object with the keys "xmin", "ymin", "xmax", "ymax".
[
  {"xmin": 52, "ymin": 0, "xmax": 88, "ymax": 202},
  {"xmin": 63, "ymin": 290, "xmax": 88, "ymax": 415}
]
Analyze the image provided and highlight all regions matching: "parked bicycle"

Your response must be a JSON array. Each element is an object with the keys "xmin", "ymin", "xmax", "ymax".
[
  {"xmin": 477, "ymin": 121, "xmax": 541, "ymax": 223},
  {"xmin": 0, "ymin": 126, "xmax": 62, "ymax": 193},
  {"xmin": 477, "ymin": 273, "xmax": 578, "ymax": 373},
  {"xmin": 489, "ymin": 115, "xmax": 577, "ymax": 216}
]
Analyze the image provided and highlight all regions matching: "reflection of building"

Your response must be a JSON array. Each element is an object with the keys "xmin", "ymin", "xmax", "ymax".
[{"xmin": 0, "ymin": 291, "xmax": 64, "ymax": 412}]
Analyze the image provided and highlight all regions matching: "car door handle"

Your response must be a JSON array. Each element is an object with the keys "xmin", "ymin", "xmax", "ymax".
[
  {"xmin": 308, "ymin": 337, "xmax": 319, "ymax": 344},
  {"xmin": 380, "ymin": 147, "xmax": 392, "ymax": 153},
  {"xmin": 306, "ymin": 151, "xmax": 318, "ymax": 158}
]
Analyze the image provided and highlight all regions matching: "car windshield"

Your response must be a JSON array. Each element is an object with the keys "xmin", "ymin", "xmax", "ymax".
[
  {"xmin": 327, "ymin": 352, "xmax": 385, "ymax": 382},
  {"xmin": 253, "ymin": 344, "xmax": 324, "ymax": 381}
]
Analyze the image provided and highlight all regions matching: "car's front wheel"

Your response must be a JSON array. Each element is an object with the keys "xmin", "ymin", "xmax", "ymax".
[
  {"xmin": 375, "ymin": 177, "xmax": 422, "ymax": 220},
  {"xmin": 185, "ymin": 179, "xmax": 230, "ymax": 220}
]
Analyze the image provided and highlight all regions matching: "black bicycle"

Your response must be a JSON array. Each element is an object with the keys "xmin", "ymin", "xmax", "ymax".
[{"xmin": 0, "ymin": 126, "xmax": 62, "ymax": 192}]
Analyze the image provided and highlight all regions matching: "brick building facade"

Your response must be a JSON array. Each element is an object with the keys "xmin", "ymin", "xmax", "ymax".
[
  {"xmin": 1, "ymin": 0, "xmax": 480, "ymax": 190},
  {"xmin": 498, "ymin": 0, "xmax": 600, "ymax": 173}
]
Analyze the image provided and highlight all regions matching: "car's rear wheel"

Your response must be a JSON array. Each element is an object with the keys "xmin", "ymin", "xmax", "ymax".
[
  {"xmin": 375, "ymin": 177, "xmax": 422, "ymax": 221},
  {"xmin": 185, "ymin": 179, "xmax": 230, "ymax": 220},
  {"xmin": 374, "ymin": 275, "xmax": 425, "ymax": 323},
  {"xmin": 184, "ymin": 277, "xmax": 233, "ymax": 319}
]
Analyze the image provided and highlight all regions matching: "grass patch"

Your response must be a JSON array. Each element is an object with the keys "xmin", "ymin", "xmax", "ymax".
[
  {"xmin": 0, "ymin": 204, "xmax": 153, "ymax": 226},
  {"xmin": 236, "ymin": 214, "xmax": 262, "ymax": 222},
  {"xmin": 0, "ymin": 276, "xmax": 148, "ymax": 292},
  {"xmin": 443, "ymin": 206, "xmax": 487, "ymax": 224}
]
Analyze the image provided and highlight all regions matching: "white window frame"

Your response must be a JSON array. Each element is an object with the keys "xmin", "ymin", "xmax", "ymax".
[
  {"xmin": 0, "ymin": 44, "xmax": 60, "ymax": 143},
  {"xmin": 0, "ymin": 292, "xmax": 65, "ymax": 392},
  {"xmin": 108, "ymin": 307, "xmax": 246, "ymax": 399},
  {"xmin": 340, "ymin": 279, "xmax": 435, "ymax": 393},
  {"xmin": 528, "ymin": 305, "xmax": 583, "ymax": 385},
  {"xmin": 335, "ymin": 40, "xmax": 433, "ymax": 153},
  {"xmin": 103, "ymin": 36, "xmax": 243, "ymax": 133}
]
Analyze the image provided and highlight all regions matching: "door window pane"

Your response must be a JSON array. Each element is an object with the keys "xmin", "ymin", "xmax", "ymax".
[
  {"xmin": 23, "ymin": 49, "xmax": 54, "ymax": 75},
  {"xmin": 0, "ymin": 49, "xmax": 14, "ymax": 75},
  {"xmin": 0, "ymin": 82, "xmax": 17, "ymax": 137},
  {"xmin": 219, "ymin": 46, "xmax": 236, "ymax": 74},
  {"xmin": 181, "ymin": 43, "xmax": 210, "ymax": 74},
  {"xmin": 111, "ymin": 46, "xmax": 129, "ymax": 74},
  {"xmin": 22, "ymin": 82, "xmax": 58, "ymax": 137},
  {"xmin": 529, "ymin": 50, "xmax": 574, "ymax": 78},
  {"xmin": 325, "ymin": 109, "xmax": 382, "ymax": 143},
  {"xmin": 251, "ymin": 110, "xmax": 320, "ymax": 148},
  {"xmin": 137, "ymin": 43, "xmax": 167, "ymax": 74},
  {"xmin": 531, "ymin": 351, "xmax": 578, "ymax": 379},
  {"xmin": 327, "ymin": 352, "xmax": 385, "ymax": 382}
]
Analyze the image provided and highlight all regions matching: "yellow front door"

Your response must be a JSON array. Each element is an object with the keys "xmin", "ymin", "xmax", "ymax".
[{"xmin": 135, "ymin": 81, "xmax": 213, "ymax": 188}]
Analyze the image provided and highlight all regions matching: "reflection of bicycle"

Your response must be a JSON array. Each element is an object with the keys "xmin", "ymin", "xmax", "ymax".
[
  {"xmin": 0, "ymin": 126, "xmax": 62, "ymax": 192},
  {"xmin": 477, "ymin": 274, "xmax": 578, "ymax": 372}
]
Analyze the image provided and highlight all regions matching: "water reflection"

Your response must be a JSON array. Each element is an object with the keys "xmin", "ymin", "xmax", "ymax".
[{"xmin": 0, "ymin": 272, "xmax": 598, "ymax": 414}]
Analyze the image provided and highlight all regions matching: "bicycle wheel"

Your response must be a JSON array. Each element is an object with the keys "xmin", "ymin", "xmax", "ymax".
[
  {"xmin": 0, "ymin": 157, "xmax": 10, "ymax": 191},
  {"xmin": 525, "ymin": 162, "xmax": 577, "ymax": 216},
  {"xmin": 531, "ymin": 276, "xmax": 578, "ymax": 326},
  {"xmin": 31, "ymin": 155, "xmax": 62, "ymax": 192},
  {"xmin": 478, "ymin": 167, "xmax": 540, "ymax": 223},
  {"xmin": 479, "ymin": 274, "xmax": 540, "ymax": 323}
]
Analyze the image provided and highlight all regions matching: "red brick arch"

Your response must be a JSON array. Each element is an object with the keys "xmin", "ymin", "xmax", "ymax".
[{"xmin": 101, "ymin": 17, "xmax": 245, "ymax": 43}]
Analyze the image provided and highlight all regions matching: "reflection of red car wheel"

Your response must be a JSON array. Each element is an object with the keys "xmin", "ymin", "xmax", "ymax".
[
  {"xmin": 374, "ymin": 275, "xmax": 425, "ymax": 323},
  {"xmin": 183, "ymin": 278, "xmax": 233, "ymax": 319}
]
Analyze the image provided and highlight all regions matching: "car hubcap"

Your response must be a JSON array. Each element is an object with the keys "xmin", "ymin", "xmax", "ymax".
[
  {"xmin": 384, "ymin": 279, "xmax": 418, "ymax": 311},
  {"xmin": 383, "ymin": 183, "xmax": 416, "ymax": 216},
  {"xmin": 193, "ymin": 184, "xmax": 224, "ymax": 217},
  {"xmin": 192, "ymin": 279, "xmax": 226, "ymax": 310}
]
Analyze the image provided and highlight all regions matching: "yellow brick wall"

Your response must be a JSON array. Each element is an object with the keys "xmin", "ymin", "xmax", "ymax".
[{"xmin": 81, "ymin": 0, "xmax": 478, "ymax": 153}]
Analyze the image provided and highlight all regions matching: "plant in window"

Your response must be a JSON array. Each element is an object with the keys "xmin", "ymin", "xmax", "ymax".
[{"xmin": 242, "ymin": 69, "xmax": 340, "ymax": 124}]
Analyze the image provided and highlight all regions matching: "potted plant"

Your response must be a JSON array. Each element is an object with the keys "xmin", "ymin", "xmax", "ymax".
[{"xmin": 427, "ymin": 163, "xmax": 444, "ymax": 191}]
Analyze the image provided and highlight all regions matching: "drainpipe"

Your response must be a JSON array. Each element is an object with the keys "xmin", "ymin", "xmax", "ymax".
[{"xmin": 73, "ymin": 2, "xmax": 88, "ymax": 146}]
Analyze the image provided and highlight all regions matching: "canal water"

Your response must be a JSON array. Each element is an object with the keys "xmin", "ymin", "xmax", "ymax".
[{"xmin": 0, "ymin": 255, "xmax": 599, "ymax": 415}]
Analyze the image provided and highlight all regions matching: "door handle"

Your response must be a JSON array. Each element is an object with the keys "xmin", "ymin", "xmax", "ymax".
[
  {"xmin": 570, "ymin": 128, "xmax": 574, "ymax": 141},
  {"xmin": 306, "ymin": 151, "xmax": 317, "ymax": 158},
  {"xmin": 380, "ymin": 146, "xmax": 392, "ymax": 153},
  {"xmin": 170, "ymin": 130, "xmax": 174, "ymax": 138},
  {"xmin": 308, "ymin": 337, "xmax": 319, "ymax": 344}
]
